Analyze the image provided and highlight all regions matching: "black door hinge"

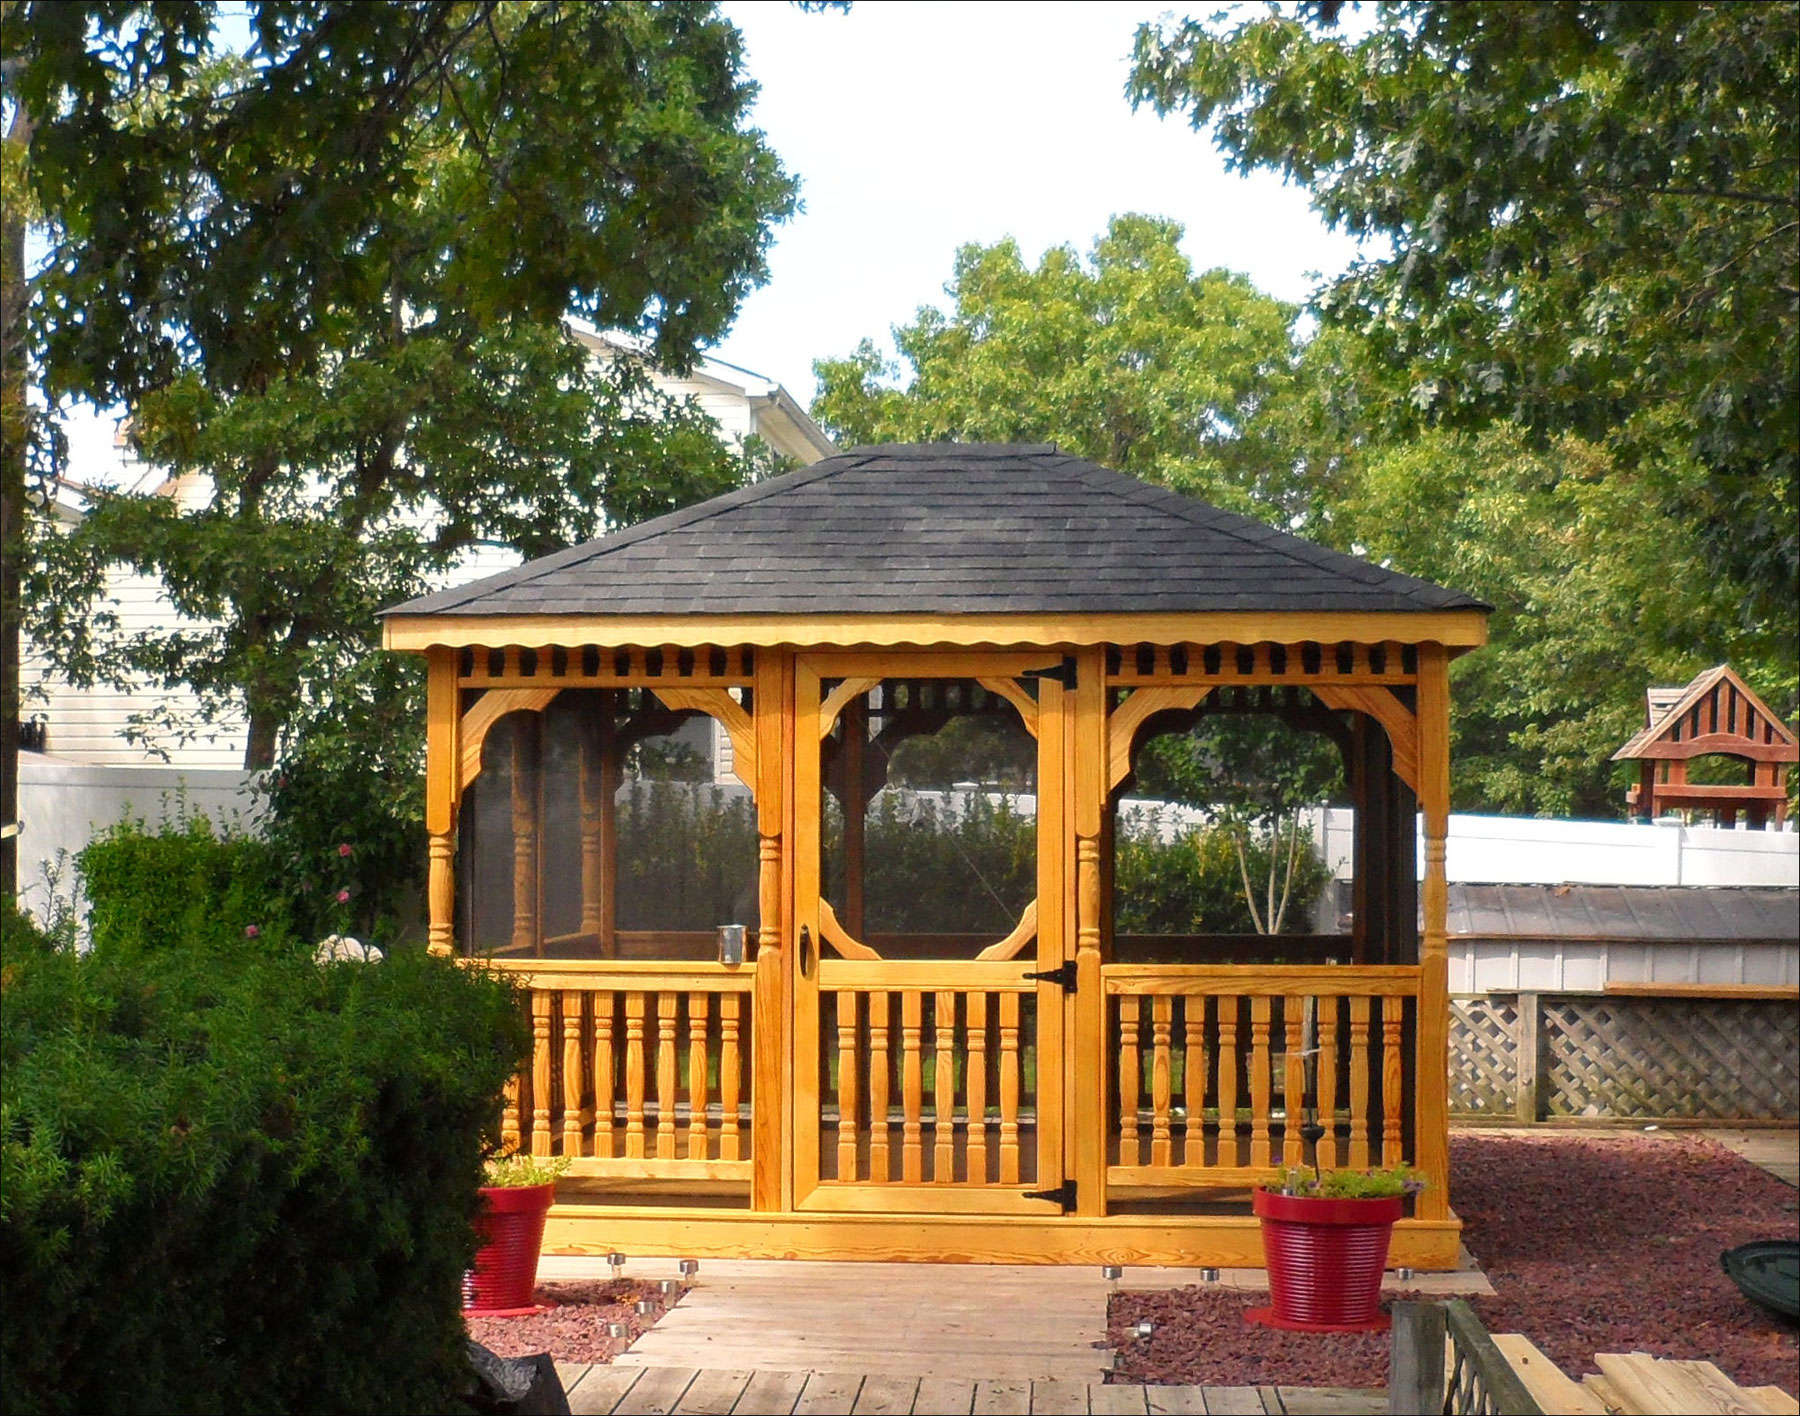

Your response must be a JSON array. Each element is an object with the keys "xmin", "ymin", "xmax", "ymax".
[
  {"xmin": 1022, "ymin": 960, "xmax": 1077, "ymax": 991},
  {"xmin": 1021, "ymin": 656, "xmax": 1078, "ymax": 689},
  {"xmin": 1024, "ymin": 1179, "xmax": 1077, "ymax": 1211}
]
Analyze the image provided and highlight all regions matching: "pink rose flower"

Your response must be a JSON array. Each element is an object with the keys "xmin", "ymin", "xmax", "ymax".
[
  {"xmin": 244, "ymin": 925, "xmax": 260, "ymax": 939},
  {"xmin": 336, "ymin": 889, "xmax": 351, "ymax": 904},
  {"xmin": 338, "ymin": 843, "xmax": 352, "ymax": 857}
]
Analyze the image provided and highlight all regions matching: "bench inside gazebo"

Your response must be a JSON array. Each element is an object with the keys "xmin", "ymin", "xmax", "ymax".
[{"xmin": 382, "ymin": 443, "xmax": 1487, "ymax": 1267}]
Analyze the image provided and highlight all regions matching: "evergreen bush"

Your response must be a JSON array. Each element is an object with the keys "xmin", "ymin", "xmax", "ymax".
[{"xmin": 1, "ymin": 835, "xmax": 526, "ymax": 1415}]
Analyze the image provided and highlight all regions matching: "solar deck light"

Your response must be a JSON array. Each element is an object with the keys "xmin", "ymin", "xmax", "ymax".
[
  {"xmin": 1395, "ymin": 1267, "xmax": 1415, "ymax": 1281},
  {"xmin": 1135, "ymin": 1320, "xmax": 1155, "ymax": 1340},
  {"xmin": 607, "ymin": 1322, "xmax": 628, "ymax": 1340},
  {"xmin": 1102, "ymin": 1265, "xmax": 1123, "ymax": 1288},
  {"xmin": 636, "ymin": 1298, "xmax": 658, "ymax": 1316},
  {"xmin": 607, "ymin": 1251, "xmax": 627, "ymax": 1277},
  {"xmin": 660, "ymin": 1278, "xmax": 681, "ymax": 1297},
  {"xmin": 1201, "ymin": 1267, "xmax": 1220, "ymax": 1284},
  {"xmin": 679, "ymin": 1258, "xmax": 700, "ymax": 1284},
  {"xmin": 717, "ymin": 924, "xmax": 746, "ymax": 967}
]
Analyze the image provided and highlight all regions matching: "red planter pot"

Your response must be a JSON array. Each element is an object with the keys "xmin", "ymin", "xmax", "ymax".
[
  {"xmin": 1247, "ymin": 1188, "xmax": 1405, "ymax": 1333},
  {"xmin": 463, "ymin": 1182, "xmax": 557, "ymax": 1318}
]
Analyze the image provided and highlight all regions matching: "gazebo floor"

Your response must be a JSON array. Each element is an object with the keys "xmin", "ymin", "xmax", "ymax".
[{"xmin": 543, "ymin": 1205, "xmax": 1464, "ymax": 1269}]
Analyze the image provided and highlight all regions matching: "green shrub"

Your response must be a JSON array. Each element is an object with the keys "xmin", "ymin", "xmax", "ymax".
[
  {"xmin": 614, "ymin": 782, "xmax": 761, "ymax": 930},
  {"xmin": 1114, "ymin": 814, "xmax": 1332, "ymax": 936},
  {"xmin": 79, "ymin": 815, "xmax": 284, "ymax": 957},
  {"xmin": 1, "ymin": 871, "xmax": 527, "ymax": 1414}
]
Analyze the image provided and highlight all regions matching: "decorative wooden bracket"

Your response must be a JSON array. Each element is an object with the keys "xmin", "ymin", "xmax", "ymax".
[
  {"xmin": 818, "ymin": 677, "xmax": 881, "ymax": 739},
  {"xmin": 976, "ymin": 677, "xmax": 1040, "ymax": 738},
  {"xmin": 816, "ymin": 898, "xmax": 881, "ymax": 961},
  {"xmin": 975, "ymin": 899, "xmax": 1039, "ymax": 961},
  {"xmin": 1312, "ymin": 685, "xmax": 1420, "ymax": 795},
  {"xmin": 1106, "ymin": 686, "xmax": 1215, "ymax": 792},
  {"xmin": 650, "ymin": 686, "xmax": 757, "ymax": 791},
  {"xmin": 459, "ymin": 687, "xmax": 563, "ymax": 791}
]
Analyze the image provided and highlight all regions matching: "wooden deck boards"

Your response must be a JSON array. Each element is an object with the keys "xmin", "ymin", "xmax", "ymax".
[
  {"xmin": 612, "ymin": 1261, "xmax": 1110, "ymax": 1381},
  {"xmin": 559, "ymin": 1368, "xmax": 1386, "ymax": 1415}
]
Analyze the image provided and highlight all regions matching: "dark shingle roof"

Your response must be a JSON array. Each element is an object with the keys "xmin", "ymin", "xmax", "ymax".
[{"xmin": 386, "ymin": 444, "xmax": 1486, "ymax": 618}]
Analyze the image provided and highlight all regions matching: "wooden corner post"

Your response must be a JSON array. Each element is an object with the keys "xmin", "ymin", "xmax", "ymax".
[
  {"xmin": 1071, "ymin": 646, "xmax": 1108, "ymax": 1216},
  {"xmin": 1414, "ymin": 643, "xmax": 1452, "ymax": 1221},
  {"xmin": 752, "ymin": 651, "xmax": 793, "ymax": 1211},
  {"xmin": 425, "ymin": 646, "xmax": 460, "ymax": 956}
]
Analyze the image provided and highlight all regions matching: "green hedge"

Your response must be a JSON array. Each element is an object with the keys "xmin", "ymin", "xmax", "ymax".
[
  {"xmin": 604, "ymin": 784, "xmax": 1329, "ymax": 938},
  {"xmin": 1, "ymin": 831, "xmax": 527, "ymax": 1415}
]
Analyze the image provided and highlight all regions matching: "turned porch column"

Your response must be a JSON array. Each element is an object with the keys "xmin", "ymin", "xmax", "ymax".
[
  {"xmin": 425, "ymin": 647, "xmax": 459, "ymax": 956},
  {"xmin": 1414, "ymin": 643, "xmax": 1452, "ymax": 1221}
]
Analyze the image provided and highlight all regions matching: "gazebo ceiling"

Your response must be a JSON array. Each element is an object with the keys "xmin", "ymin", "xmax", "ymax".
[{"xmin": 383, "ymin": 443, "xmax": 1488, "ymax": 648}]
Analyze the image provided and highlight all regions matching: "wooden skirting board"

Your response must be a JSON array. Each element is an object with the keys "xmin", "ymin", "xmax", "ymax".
[{"xmin": 541, "ymin": 1206, "xmax": 1463, "ymax": 1269}]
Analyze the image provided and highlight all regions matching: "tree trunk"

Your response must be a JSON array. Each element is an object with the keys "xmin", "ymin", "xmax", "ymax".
[
  {"xmin": 1, "ymin": 95, "xmax": 35, "ymax": 901},
  {"xmin": 244, "ymin": 711, "xmax": 279, "ymax": 771}
]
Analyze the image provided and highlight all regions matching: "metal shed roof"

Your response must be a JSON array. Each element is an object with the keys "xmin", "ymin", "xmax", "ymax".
[{"xmin": 1444, "ymin": 883, "xmax": 1798, "ymax": 944}]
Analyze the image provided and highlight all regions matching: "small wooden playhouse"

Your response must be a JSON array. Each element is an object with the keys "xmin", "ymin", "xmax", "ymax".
[{"xmin": 382, "ymin": 444, "xmax": 1488, "ymax": 1267}]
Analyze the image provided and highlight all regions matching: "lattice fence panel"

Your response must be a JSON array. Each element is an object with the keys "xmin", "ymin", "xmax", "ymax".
[
  {"xmin": 1449, "ymin": 997, "xmax": 1519, "ymax": 1116},
  {"xmin": 1543, "ymin": 999, "xmax": 1799, "ymax": 1120}
]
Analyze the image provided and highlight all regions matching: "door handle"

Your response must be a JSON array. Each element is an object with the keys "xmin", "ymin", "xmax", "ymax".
[{"xmin": 799, "ymin": 924, "xmax": 813, "ymax": 978}]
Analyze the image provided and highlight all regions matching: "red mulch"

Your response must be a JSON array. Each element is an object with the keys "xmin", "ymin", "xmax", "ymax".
[
  {"xmin": 465, "ymin": 1279, "xmax": 676, "ymax": 1364},
  {"xmin": 1109, "ymin": 1132, "xmax": 1800, "ymax": 1389}
]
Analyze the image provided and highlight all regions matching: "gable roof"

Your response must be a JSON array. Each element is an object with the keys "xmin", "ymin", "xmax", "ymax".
[
  {"xmin": 1612, "ymin": 664, "xmax": 1799, "ymax": 762},
  {"xmin": 386, "ymin": 444, "xmax": 1485, "ymax": 622}
]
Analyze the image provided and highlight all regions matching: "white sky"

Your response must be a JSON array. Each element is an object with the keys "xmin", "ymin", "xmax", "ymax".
[
  {"xmin": 708, "ymin": 0, "xmax": 1363, "ymax": 401},
  {"xmin": 62, "ymin": 0, "xmax": 1361, "ymax": 470}
]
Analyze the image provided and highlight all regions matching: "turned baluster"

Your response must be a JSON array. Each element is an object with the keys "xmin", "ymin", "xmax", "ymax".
[
  {"xmin": 687, "ymin": 992, "xmax": 711, "ymax": 1161},
  {"xmin": 563, "ymin": 990, "xmax": 587, "ymax": 1158},
  {"xmin": 1316, "ymin": 998, "xmax": 1340, "ymax": 1169},
  {"xmin": 965, "ymin": 993, "xmax": 989, "ymax": 1185},
  {"xmin": 867, "ymin": 993, "xmax": 892, "ymax": 1182},
  {"xmin": 1151, "ymin": 995, "xmax": 1174, "ymax": 1167},
  {"xmin": 1249, "ymin": 996, "xmax": 1272, "ymax": 1168},
  {"xmin": 1118, "ymin": 995, "xmax": 1142, "ymax": 1165},
  {"xmin": 901, "ymin": 991, "xmax": 924, "ymax": 1184},
  {"xmin": 624, "ymin": 992, "xmax": 647, "ymax": 1158},
  {"xmin": 718, "ymin": 993, "xmax": 742, "ymax": 1161},
  {"xmin": 1216, "ymin": 996, "xmax": 1240, "ymax": 1168},
  {"xmin": 592, "ymin": 991, "xmax": 615, "ymax": 1159},
  {"xmin": 1182, "ymin": 995, "xmax": 1208, "ymax": 1168},
  {"xmin": 933, "ymin": 991, "xmax": 957, "ymax": 1182},
  {"xmin": 837, "ymin": 991, "xmax": 861, "ymax": 1181},
  {"xmin": 655, "ymin": 993, "xmax": 679, "ymax": 1160},
  {"xmin": 1348, "ymin": 995, "xmax": 1372, "ymax": 1169},
  {"xmin": 998, "ymin": 992, "xmax": 1021, "ymax": 1185}
]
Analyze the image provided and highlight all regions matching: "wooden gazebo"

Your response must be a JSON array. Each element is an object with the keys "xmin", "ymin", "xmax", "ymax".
[
  {"xmin": 383, "ymin": 444, "xmax": 1487, "ymax": 1267},
  {"xmin": 1613, "ymin": 665, "xmax": 1797, "ymax": 829}
]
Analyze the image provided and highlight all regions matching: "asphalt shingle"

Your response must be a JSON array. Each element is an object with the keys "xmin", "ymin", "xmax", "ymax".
[{"xmin": 385, "ymin": 444, "xmax": 1486, "ymax": 619}]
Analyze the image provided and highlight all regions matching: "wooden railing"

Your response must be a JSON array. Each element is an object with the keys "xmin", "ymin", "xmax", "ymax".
[
  {"xmin": 1102, "ymin": 964, "xmax": 1422, "ymax": 1190},
  {"xmin": 814, "ymin": 960, "xmax": 1040, "ymax": 1189},
  {"xmin": 491, "ymin": 961, "xmax": 756, "ymax": 1182}
]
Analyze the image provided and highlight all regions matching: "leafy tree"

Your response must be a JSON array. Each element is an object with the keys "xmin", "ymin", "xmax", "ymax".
[
  {"xmin": 1339, "ymin": 424, "xmax": 1796, "ymax": 816},
  {"xmin": 6, "ymin": 0, "xmax": 799, "ymax": 768},
  {"xmin": 812, "ymin": 214, "xmax": 1359, "ymax": 530},
  {"xmin": 1132, "ymin": 713, "xmax": 1344, "ymax": 934},
  {"xmin": 1128, "ymin": 1, "xmax": 1799, "ymax": 628}
]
